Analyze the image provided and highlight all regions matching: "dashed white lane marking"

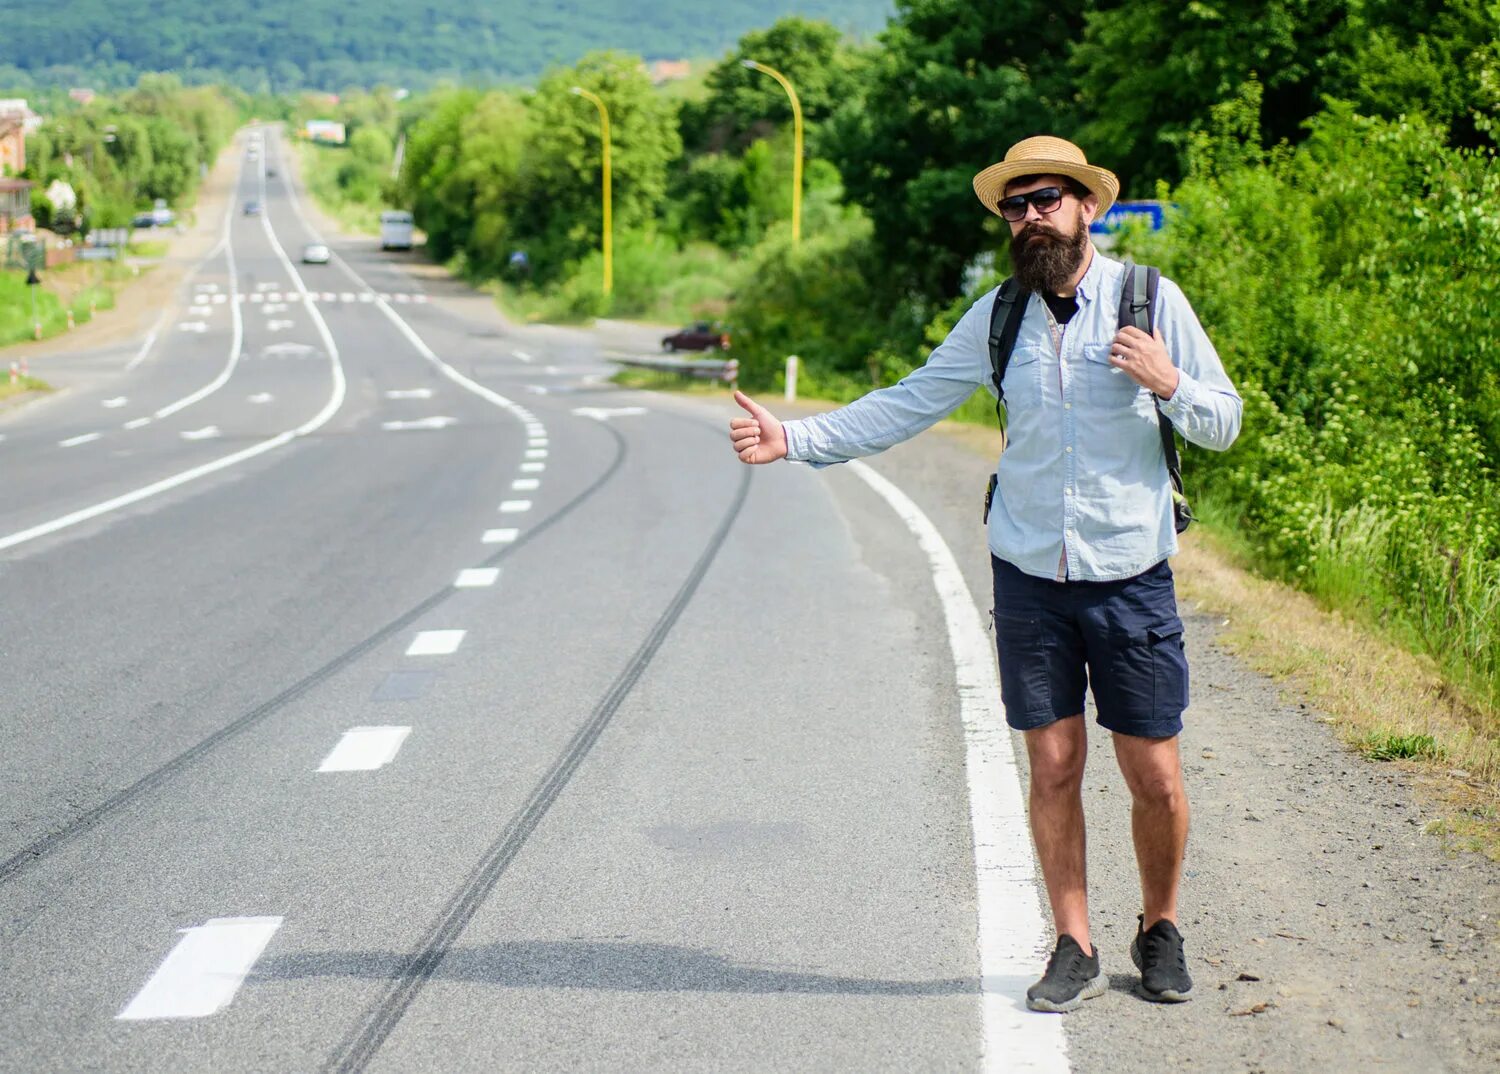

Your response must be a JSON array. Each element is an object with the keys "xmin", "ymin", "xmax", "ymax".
[
  {"xmin": 59, "ymin": 433, "xmax": 101, "ymax": 447},
  {"xmin": 524, "ymin": 425, "xmax": 545, "ymax": 436},
  {"xmin": 454, "ymin": 567, "xmax": 500, "ymax": 587},
  {"xmin": 525, "ymin": 385, "xmax": 549, "ymax": 395},
  {"xmin": 846, "ymin": 460, "xmax": 1067, "ymax": 1074},
  {"xmin": 573, "ymin": 406, "xmax": 648, "ymax": 421},
  {"xmin": 267, "ymin": 319, "xmax": 295, "ymax": 332},
  {"xmin": 482, "ymin": 528, "xmax": 518, "ymax": 544},
  {"xmin": 180, "ymin": 426, "xmax": 221, "ymax": 441},
  {"xmin": 513, "ymin": 350, "xmax": 533, "ymax": 363},
  {"xmin": 123, "ymin": 418, "xmax": 151, "ymax": 430},
  {"xmin": 406, "ymin": 630, "xmax": 465, "ymax": 656},
  {"xmin": 248, "ymin": 393, "xmax": 273, "ymax": 404},
  {"xmin": 117, "ymin": 917, "xmax": 283, "ymax": 1021},
  {"xmin": 249, "ymin": 293, "xmax": 264, "ymax": 303},
  {"xmin": 339, "ymin": 292, "xmax": 354, "ymax": 303},
  {"xmin": 527, "ymin": 438, "xmax": 548, "ymax": 448},
  {"xmin": 525, "ymin": 449, "xmax": 547, "ymax": 460},
  {"xmin": 212, "ymin": 294, "xmax": 226, "ymax": 305},
  {"xmin": 511, "ymin": 478, "xmax": 539, "ymax": 491},
  {"xmin": 194, "ymin": 283, "xmax": 220, "ymax": 293},
  {"xmin": 263, "ymin": 303, "xmax": 288, "ymax": 314},
  {"xmin": 317, "ymin": 726, "xmax": 412, "ymax": 772},
  {"xmin": 498, "ymin": 500, "xmax": 532, "ymax": 514},
  {"xmin": 381, "ymin": 416, "xmax": 456, "ymax": 431},
  {"xmin": 102, "ymin": 397, "xmax": 128, "ymax": 409},
  {"xmin": 393, "ymin": 293, "xmax": 411, "ymax": 303},
  {"xmin": 177, "ymin": 322, "xmax": 208, "ymax": 333},
  {"xmin": 520, "ymin": 462, "xmax": 545, "ymax": 473},
  {"xmin": 385, "ymin": 388, "xmax": 433, "ymax": 400}
]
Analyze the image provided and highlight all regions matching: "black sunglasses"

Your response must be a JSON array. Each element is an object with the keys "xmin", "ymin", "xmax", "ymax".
[{"xmin": 997, "ymin": 186, "xmax": 1071, "ymax": 222}]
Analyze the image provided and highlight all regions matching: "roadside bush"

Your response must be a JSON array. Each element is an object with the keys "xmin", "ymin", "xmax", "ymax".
[{"xmin": 1120, "ymin": 100, "xmax": 1500, "ymax": 708}]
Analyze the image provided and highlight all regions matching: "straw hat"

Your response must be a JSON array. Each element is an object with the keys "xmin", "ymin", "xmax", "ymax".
[{"xmin": 972, "ymin": 136, "xmax": 1119, "ymax": 219}]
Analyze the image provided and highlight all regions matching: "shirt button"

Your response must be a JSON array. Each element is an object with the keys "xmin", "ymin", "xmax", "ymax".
[
  {"xmin": 1064, "ymin": 402, "xmax": 1072, "ymax": 410},
  {"xmin": 1065, "ymin": 445, "xmax": 1073, "ymax": 453}
]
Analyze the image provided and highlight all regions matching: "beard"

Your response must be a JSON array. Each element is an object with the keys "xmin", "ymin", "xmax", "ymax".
[{"xmin": 1009, "ymin": 210, "xmax": 1090, "ymax": 294}]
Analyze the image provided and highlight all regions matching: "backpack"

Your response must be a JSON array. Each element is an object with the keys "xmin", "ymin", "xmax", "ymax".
[{"xmin": 982, "ymin": 260, "xmax": 1193, "ymax": 534}]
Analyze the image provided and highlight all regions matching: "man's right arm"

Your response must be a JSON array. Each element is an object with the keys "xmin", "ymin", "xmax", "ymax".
[{"xmin": 782, "ymin": 296, "xmax": 993, "ymax": 468}]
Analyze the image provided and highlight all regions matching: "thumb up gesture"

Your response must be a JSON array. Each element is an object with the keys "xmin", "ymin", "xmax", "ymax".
[{"xmin": 728, "ymin": 390, "xmax": 788, "ymax": 464}]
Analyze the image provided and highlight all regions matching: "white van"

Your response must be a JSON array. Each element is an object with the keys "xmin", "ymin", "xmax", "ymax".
[{"xmin": 379, "ymin": 210, "xmax": 414, "ymax": 251}]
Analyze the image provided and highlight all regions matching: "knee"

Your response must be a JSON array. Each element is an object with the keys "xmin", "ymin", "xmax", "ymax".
[
  {"xmin": 1031, "ymin": 751, "xmax": 1087, "ymax": 799},
  {"xmin": 1128, "ymin": 771, "xmax": 1185, "ymax": 810}
]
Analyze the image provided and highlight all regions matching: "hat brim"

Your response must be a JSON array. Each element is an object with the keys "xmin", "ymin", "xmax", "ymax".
[{"xmin": 973, "ymin": 159, "xmax": 1118, "ymax": 220}]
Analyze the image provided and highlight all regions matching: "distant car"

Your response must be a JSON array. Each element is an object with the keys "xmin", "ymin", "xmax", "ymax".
[
  {"xmin": 301, "ymin": 242, "xmax": 330, "ymax": 264},
  {"xmin": 131, "ymin": 211, "xmax": 156, "ymax": 228},
  {"xmin": 266, "ymin": 166, "xmax": 278, "ymax": 178},
  {"xmin": 242, "ymin": 201, "xmax": 261, "ymax": 216},
  {"xmin": 662, "ymin": 322, "xmax": 731, "ymax": 352},
  {"xmin": 150, "ymin": 206, "xmax": 174, "ymax": 226}
]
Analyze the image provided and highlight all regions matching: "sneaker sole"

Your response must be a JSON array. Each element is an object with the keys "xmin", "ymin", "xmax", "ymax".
[{"xmin": 1026, "ymin": 971, "xmax": 1108, "ymax": 1013}]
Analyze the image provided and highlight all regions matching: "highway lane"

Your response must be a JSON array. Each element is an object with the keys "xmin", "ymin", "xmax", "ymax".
[{"xmin": 0, "ymin": 126, "xmax": 1050, "ymax": 1072}]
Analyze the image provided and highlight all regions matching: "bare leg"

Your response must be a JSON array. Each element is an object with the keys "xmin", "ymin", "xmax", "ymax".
[
  {"xmin": 1024, "ymin": 716, "xmax": 1091, "ymax": 950},
  {"xmin": 1111, "ymin": 732, "xmax": 1189, "ymax": 927}
]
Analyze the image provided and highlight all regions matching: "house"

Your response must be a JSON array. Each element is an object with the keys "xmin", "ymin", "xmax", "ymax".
[
  {"xmin": 649, "ymin": 60, "xmax": 693, "ymax": 85},
  {"xmin": 0, "ymin": 112, "xmax": 25, "ymax": 176},
  {"xmin": 0, "ymin": 178, "xmax": 35, "ymax": 235}
]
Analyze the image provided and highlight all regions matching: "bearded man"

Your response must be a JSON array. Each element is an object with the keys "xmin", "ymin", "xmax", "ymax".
[{"xmin": 726, "ymin": 136, "xmax": 1243, "ymax": 1012}]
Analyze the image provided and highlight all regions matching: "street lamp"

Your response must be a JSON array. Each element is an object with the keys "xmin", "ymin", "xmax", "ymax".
[
  {"xmin": 570, "ymin": 86, "xmax": 612, "ymax": 297},
  {"xmin": 741, "ymin": 59, "xmax": 803, "ymax": 247}
]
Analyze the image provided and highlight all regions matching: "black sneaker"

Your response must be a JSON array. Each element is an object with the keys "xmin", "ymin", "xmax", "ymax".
[
  {"xmin": 1027, "ymin": 935, "xmax": 1107, "ymax": 1013},
  {"xmin": 1130, "ymin": 915, "xmax": 1193, "ymax": 1002}
]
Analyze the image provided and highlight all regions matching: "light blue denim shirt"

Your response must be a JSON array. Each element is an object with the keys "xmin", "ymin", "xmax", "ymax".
[{"xmin": 783, "ymin": 249, "xmax": 1243, "ymax": 582}]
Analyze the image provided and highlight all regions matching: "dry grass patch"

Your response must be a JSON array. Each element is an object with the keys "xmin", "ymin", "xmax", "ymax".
[{"xmin": 1173, "ymin": 527, "xmax": 1500, "ymax": 859}]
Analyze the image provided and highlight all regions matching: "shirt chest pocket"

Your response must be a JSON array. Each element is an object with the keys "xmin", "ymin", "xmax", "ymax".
[
  {"xmin": 1082, "ymin": 342, "xmax": 1145, "ymax": 408},
  {"xmin": 1000, "ymin": 345, "xmax": 1046, "ymax": 409}
]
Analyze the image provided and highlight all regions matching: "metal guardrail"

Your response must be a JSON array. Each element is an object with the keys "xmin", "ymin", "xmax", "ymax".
[{"xmin": 613, "ymin": 354, "xmax": 739, "ymax": 386}]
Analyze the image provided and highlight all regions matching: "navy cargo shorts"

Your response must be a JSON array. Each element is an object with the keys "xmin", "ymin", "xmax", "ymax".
[{"xmin": 990, "ymin": 555, "xmax": 1189, "ymax": 738}]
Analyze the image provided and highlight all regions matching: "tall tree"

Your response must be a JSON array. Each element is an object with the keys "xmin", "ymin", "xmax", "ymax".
[{"xmin": 827, "ymin": 0, "xmax": 1088, "ymax": 304}]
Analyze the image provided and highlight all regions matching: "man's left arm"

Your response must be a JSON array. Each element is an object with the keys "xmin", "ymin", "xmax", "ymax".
[{"xmin": 1145, "ymin": 277, "xmax": 1243, "ymax": 452}]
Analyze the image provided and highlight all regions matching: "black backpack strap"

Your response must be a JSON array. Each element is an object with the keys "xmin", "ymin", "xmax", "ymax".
[
  {"xmin": 1120, "ymin": 260, "xmax": 1193, "ymax": 532},
  {"xmin": 987, "ymin": 277, "xmax": 1028, "ymax": 434}
]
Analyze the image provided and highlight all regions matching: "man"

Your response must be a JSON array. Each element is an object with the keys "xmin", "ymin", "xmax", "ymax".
[{"xmin": 727, "ymin": 136, "xmax": 1242, "ymax": 1012}]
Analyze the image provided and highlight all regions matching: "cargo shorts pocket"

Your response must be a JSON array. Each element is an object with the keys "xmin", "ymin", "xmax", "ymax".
[{"xmin": 1147, "ymin": 620, "xmax": 1189, "ymax": 713}]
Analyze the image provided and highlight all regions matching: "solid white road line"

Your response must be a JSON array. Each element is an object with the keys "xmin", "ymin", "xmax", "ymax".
[
  {"xmin": 454, "ymin": 567, "xmax": 500, "ymax": 587},
  {"xmin": 117, "ymin": 917, "xmax": 283, "ymax": 1021},
  {"xmin": 406, "ymin": 630, "xmax": 465, "ymax": 656},
  {"xmin": 498, "ymin": 500, "xmax": 532, "ymax": 514},
  {"xmin": 482, "ymin": 528, "xmax": 518, "ymax": 544},
  {"xmin": 59, "ymin": 433, "xmax": 102, "ymax": 448},
  {"xmin": 510, "ymin": 478, "xmax": 539, "ymax": 491},
  {"xmin": 317, "ymin": 726, "xmax": 412, "ymax": 772},
  {"xmin": 846, "ymin": 460, "xmax": 1067, "ymax": 1074}
]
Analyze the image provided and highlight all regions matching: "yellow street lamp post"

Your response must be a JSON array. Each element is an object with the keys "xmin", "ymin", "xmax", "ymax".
[
  {"xmin": 741, "ymin": 59, "xmax": 803, "ymax": 247},
  {"xmin": 570, "ymin": 86, "xmax": 612, "ymax": 296}
]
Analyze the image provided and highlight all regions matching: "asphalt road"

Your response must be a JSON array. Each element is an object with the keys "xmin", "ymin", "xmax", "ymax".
[{"xmin": 2, "ymin": 129, "xmax": 1494, "ymax": 1074}]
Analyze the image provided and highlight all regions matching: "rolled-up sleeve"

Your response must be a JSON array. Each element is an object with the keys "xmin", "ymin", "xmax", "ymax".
[
  {"xmin": 1154, "ymin": 276, "xmax": 1242, "ymax": 452},
  {"xmin": 784, "ymin": 296, "xmax": 993, "ymax": 467}
]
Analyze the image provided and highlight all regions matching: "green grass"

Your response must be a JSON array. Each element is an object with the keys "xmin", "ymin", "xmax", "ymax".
[
  {"xmin": 0, "ymin": 374, "xmax": 53, "ymax": 401},
  {"xmin": 128, "ymin": 239, "xmax": 170, "ymax": 258},
  {"xmin": 295, "ymin": 142, "xmax": 386, "ymax": 235},
  {"xmin": 0, "ymin": 269, "xmax": 121, "ymax": 347},
  {"xmin": 1357, "ymin": 732, "xmax": 1445, "ymax": 763}
]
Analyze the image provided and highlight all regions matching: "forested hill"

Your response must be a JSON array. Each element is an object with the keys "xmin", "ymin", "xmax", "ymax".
[{"xmin": 0, "ymin": 0, "xmax": 893, "ymax": 92}]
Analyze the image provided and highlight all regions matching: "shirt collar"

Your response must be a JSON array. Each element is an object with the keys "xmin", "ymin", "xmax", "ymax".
[{"xmin": 1074, "ymin": 244, "xmax": 1106, "ymax": 303}]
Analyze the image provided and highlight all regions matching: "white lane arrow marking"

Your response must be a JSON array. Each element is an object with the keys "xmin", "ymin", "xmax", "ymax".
[
  {"xmin": 267, "ymin": 320, "xmax": 295, "ymax": 332},
  {"xmin": 381, "ymin": 416, "xmax": 457, "ymax": 431},
  {"xmin": 572, "ymin": 406, "xmax": 648, "ymax": 421},
  {"xmin": 102, "ymin": 397, "xmax": 128, "ymax": 408},
  {"xmin": 248, "ymin": 393, "xmax": 274, "ymax": 403},
  {"xmin": 255, "ymin": 282, "xmax": 277, "ymax": 292},
  {"xmin": 262, "ymin": 343, "xmax": 315, "ymax": 357},
  {"xmin": 180, "ymin": 426, "xmax": 221, "ymax": 440},
  {"xmin": 263, "ymin": 303, "xmax": 288, "ymax": 314},
  {"xmin": 385, "ymin": 388, "xmax": 434, "ymax": 400}
]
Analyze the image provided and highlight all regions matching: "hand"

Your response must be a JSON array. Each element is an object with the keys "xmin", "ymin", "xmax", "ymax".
[
  {"xmin": 728, "ymin": 390, "xmax": 788, "ymax": 464},
  {"xmin": 1109, "ymin": 327, "xmax": 1179, "ymax": 399}
]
